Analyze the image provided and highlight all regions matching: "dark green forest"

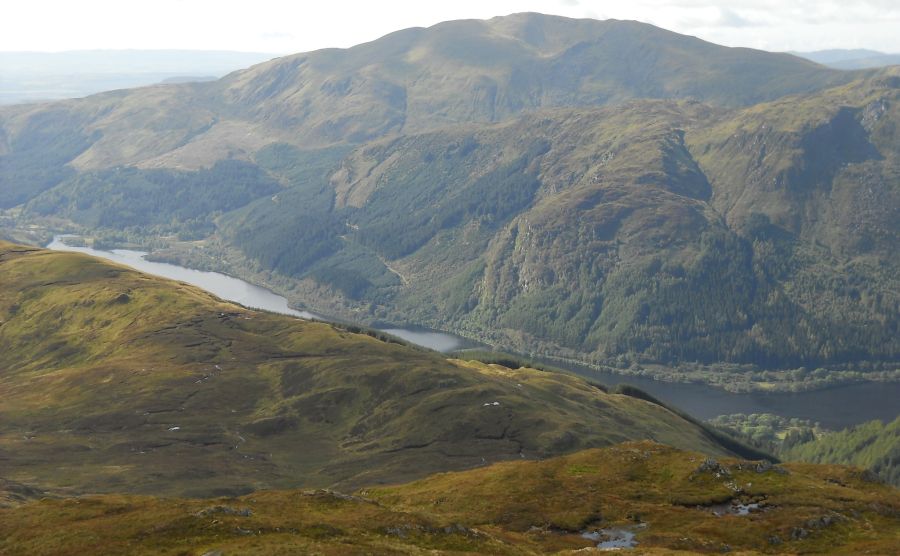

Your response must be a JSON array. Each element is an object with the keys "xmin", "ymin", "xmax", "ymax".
[
  {"xmin": 27, "ymin": 160, "xmax": 281, "ymax": 238},
  {"xmin": 0, "ymin": 111, "xmax": 97, "ymax": 208}
]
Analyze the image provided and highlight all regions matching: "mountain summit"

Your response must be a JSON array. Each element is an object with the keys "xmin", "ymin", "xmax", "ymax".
[{"xmin": 0, "ymin": 13, "xmax": 857, "ymax": 171}]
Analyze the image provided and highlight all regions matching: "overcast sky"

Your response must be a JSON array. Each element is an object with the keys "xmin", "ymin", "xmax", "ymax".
[{"xmin": 4, "ymin": 0, "xmax": 899, "ymax": 54}]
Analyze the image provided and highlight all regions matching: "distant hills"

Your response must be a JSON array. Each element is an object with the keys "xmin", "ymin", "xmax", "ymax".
[
  {"xmin": 0, "ymin": 14, "xmax": 860, "ymax": 170},
  {"xmin": 1, "ymin": 13, "xmax": 898, "ymax": 387},
  {"xmin": 0, "ymin": 49, "xmax": 276, "ymax": 104},
  {"xmin": 794, "ymin": 49, "xmax": 900, "ymax": 69}
]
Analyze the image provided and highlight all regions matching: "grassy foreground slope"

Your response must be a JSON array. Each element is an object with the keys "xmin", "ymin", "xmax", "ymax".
[
  {"xmin": 0, "ymin": 241, "xmax": 738, "ymax": 497},
  {"xmin": 1, "ymin": 442, "xmax": 897, "ymax": 554}
]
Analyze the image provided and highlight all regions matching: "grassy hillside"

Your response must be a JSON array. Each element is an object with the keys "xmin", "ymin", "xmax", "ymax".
[
  {"xmin": 202, "ymin": 74, "xmax": 900, "ymax": 385},
  {"xmin": 0, "ymin": 479, "xmax": 45, "ymax": 509},
  {"xmin": 0, "ymin": 241, "xmax": 742, "ymax": 497},
  {"xmin": 1, "ymin": 442, "xmax": 897, "ymax": 554}
]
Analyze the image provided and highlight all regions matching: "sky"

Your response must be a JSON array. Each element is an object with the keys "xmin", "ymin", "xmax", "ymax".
[{"xmin": 3, "ymin": 0, "xmax": 899, "ymax": 54}]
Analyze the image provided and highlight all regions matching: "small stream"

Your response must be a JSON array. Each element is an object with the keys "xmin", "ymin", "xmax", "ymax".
[{"xmin": 582, "ymin": 527, "xmax": 639, "ymax": 550}]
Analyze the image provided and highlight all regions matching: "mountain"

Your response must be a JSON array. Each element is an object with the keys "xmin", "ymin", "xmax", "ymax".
[
  {"xmin": 0, "ymin": 240, "xmax": 752, "ymax": 497},
  {"xmin": 2, "ymin": 441, "xmax": 898, "ymax": 554},
  {"xmin": 158, "ymin": 75, "xmax": 219, "ymax": 84},
  {"xmin": 0, "ymin": 50, "xmax": 277, "ymax": 105},
  {"xmin": 1, "ymin": 13, "xmax": 896, "ymax": 389},
  {"xmin": 213, "ymin": 71, "xmax": 897, "ymax": 387},
  {"xmin": 0, "ymin": 14, "xmax": 858, "ymax": 173},
  {"xmin": 795, "ymin": 49, "xmax": 900, "ymax": 69}
]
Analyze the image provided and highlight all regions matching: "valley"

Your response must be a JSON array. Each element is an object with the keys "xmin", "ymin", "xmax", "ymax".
[
  {"xmin": 45, "ymin": 235, "xmax": 468, "ymax": 352},
  {"xmin": 1, "ymin": 11, "xmax": 899, "ymax": 554},
  {"xmin": 2, "ymin": 16, "xmax": 896, "ymax": 391},
  {"xmin": 0, "ymin": 240, "xmax": 756, "ymax": 497},
  {"xmin": 44, "ymin": 235, "xmax": 900, "ymax": 429}
]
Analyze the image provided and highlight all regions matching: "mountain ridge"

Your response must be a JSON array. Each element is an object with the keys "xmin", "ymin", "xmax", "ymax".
[
  {"xmin": 0, "ymin": 240, "xmax": 748, "ymax": 497},
  {"xmin": 199, "ymin": 75, "xmax": 897, "ymax": 383},
  {"xmin": 0, "ymin": 13, "xmax": 862, "ymax": 172},
  {"xmin": 793, "ymin": 48, "xmax": 900, "ymax": 69}
]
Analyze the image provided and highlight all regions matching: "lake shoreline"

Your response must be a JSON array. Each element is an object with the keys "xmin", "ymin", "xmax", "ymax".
[
  {"xmin": 46, "ymin": 236, "xmax": 900, "ymax": 428},
  {"xmin": 47, "ymin": 235, "xmax": 470, "ymax": 352},
  {"xmin": 78, "ymin": 234, "xmax": 899, "ymax": 396}
]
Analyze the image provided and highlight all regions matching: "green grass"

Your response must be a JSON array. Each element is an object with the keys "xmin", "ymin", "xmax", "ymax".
[{"xmin": 1, "ymin": 241, "xmax": 741, "ymax": 498}]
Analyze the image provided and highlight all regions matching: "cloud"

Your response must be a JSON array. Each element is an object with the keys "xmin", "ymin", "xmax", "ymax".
[
  {"xmin": 3, "ymin": 0, "xmax": 900, "ymax": 54},
  {"xmin": 715, "ymin": 7, "xmax": 756, "ymax": 27},
  {"xmin": 259, "ymin": 32, "xmax": 296, "ymax": 40},
  {"xmin": 662, "ymin": 6, "xmax": 761, "ymax": 29},
  {"xmin": 649, "ymin": 0, "xmax": 900, "ymax": 24}
]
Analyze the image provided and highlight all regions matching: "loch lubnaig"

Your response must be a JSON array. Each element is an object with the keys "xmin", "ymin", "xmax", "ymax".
[{"xmin": 1, "ymin": 3, "xmax": 899, "ymax": 554}]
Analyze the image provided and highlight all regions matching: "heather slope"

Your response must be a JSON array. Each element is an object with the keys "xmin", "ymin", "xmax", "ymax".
[
  {"xmin": 0, "ymin": 241, "xmax": 737, "ymax": 497},
  {"xmin": 1, "ymin": 442, "xmax": 897, "ymax": 554}
]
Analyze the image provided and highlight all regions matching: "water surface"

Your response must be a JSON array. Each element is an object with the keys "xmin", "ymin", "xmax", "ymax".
[
  {"xmin": 551, "ymin": 360, "xmax": 900, "ymax": 429},
  {"xmin": 47, "ymin": 237, "xmax": 463, "ymax": 352}
]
